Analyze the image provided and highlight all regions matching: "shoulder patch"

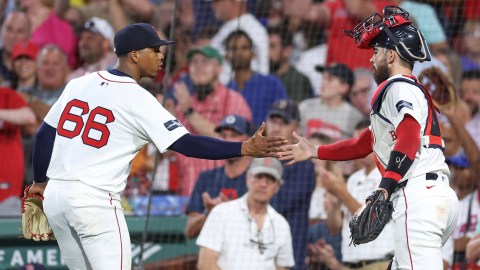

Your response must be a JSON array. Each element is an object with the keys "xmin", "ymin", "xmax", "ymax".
[
  {"xmin": 164, "ymin": 119, "xmax": 183, "ymax": 131},
  {"xmin": 395, "ymin": 100, "xmax": 413, "ymax": 112}
]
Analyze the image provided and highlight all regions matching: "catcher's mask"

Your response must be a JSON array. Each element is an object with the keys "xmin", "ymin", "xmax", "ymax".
[{"xmin": 344, "ymin": 6, "xmax": 431, "ymax": 65}]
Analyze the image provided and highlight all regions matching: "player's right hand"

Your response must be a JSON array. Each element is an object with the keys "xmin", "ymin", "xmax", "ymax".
[
  {"xmin": 241, "ymin": 122, "xmax": 288, "ymax": 158},
  {"xmin": 277, "ymin": 131, "xmax": 318, "ymax": 166}
]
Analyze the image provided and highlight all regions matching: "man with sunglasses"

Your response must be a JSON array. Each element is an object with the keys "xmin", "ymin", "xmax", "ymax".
[
  {"xmin": 197, "ymin": 157, "xmax": 294, "ymax": 270},
  {"xmin": 277, "ymin": 6, "xmax": 459, "ymax": 270}
]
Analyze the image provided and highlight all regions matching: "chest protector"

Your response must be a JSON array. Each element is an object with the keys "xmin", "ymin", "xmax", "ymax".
[{"xmin": 370, "ymin": 76, "xmax": 444, "ymax": 170}]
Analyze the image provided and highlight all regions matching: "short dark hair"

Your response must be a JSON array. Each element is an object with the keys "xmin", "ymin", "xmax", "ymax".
[
  {"xmin": 267, "ymin": 26, "xmax": 293, "ymax": 47},
  {"xmin": 225, "ymin": 30, "xmax": 254, "ymax": 49},
  {"xmin": 461, "ymin": 70, "xmax": 480, "ymax": 80}
]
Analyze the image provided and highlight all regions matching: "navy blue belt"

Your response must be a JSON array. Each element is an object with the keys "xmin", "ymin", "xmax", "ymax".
[{"xmin": 394, "ymin": 172, "xmax": 438, "ymax": 192}]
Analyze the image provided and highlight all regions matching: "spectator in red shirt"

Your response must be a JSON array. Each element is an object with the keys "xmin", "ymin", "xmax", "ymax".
[
  {"xmin": 0, "ymin": 87, "xmax": 35, "ymax": 216},
  {"xmin": 283, "ymin": 0, "xmax": 393, "ymax": 70},
  {"xmin": 171, "ymin": 46, "xmax": 252, "ymax": 195}
]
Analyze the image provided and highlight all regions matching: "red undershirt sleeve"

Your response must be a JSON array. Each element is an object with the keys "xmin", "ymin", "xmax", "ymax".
[{"xmin": 317, "ymin": 128, "xmax": 373, "ymax": 161}]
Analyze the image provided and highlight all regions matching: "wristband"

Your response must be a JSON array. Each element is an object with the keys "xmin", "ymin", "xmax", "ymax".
[
  {"xmin": 378, "ymin": 177, "xmax": 398, "ymax": 199},
  {"xmin": 386, "ymin": 150, "xmax": 414, "ymax": 178}
]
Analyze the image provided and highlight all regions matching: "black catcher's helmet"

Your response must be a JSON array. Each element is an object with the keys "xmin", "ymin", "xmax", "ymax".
[{"xmin": 344, "ymin": 6, "xmax": 431, "ymax": 64}]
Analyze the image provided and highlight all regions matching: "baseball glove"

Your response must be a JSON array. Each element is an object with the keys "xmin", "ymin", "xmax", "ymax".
[
  {"xmin": 349, "ymin": 189, "xmax": 393, "ymax": 246},
  {"xmin": 21, "ymin": 185, "xmax": 55, "ymax": 241},
  {"xmin": 418, "ymin": 66, "xmax": 457, "ymax": 111}
]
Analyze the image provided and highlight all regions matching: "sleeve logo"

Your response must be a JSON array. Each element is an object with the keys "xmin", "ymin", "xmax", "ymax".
[
  {"xmin": 395, "ymin": 100, "xmax": 413, "ymax": 112},
  {"xmin": 164, "ymin": 119, "xmax": 183, "ymax": 131}
]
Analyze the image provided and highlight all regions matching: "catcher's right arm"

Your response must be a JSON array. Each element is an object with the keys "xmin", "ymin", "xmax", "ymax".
[
  {"xmin": 21, "ymin": 184, "xmax": 56, "ymax": 241},
  {"xmin": 349, "ymin": 189, "xmax": 393, "ymax": 246}
]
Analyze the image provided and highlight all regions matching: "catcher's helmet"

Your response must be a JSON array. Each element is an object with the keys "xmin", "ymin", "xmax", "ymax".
[{"xmin": 345, "ymin": 6, "xmax": 431, "ymax": 64}]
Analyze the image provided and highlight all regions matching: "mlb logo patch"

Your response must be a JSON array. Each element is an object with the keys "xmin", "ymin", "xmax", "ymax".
[{"xmin": 164, "ymin": 119, "xmax": 183, "ymax": 131}]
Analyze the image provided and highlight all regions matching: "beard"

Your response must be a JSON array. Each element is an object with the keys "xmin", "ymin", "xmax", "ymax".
[
  {"xmin": 230, "ymin": 58, "xmax": 251, "ymax": 71},
  {"xmin": 193, "ymin": 84, "xmax": 214, "ymax": 101},
  {"xmin": 269, "ymin": 60, "xmax": 281, "ymax": 73},
  {"xmin": 373, "ymin": 60, "xmax": 390, "ymax": 85},
  {"xmin": 466, "ymin": 100, "xmax": 479, "ymax": 116}
]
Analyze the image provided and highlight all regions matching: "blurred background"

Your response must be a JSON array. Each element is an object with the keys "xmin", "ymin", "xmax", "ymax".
[{"xmin": 0, "ymin": 0, "xmax": 479, "ymax": 269}]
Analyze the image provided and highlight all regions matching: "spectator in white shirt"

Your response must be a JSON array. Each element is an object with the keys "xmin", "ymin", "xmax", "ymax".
[{"xmin": 197, "ymin": 157, "xmax": 295, "ymax": 270}]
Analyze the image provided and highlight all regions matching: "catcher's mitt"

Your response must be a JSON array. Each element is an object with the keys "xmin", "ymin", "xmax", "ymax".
[
  {"xmin": 349, "ymin": 189, "xmax": 393, "ymax": 246},
  {"xmin": 418, "ymin": 66, "xmax": 457, "ymax": 110},
  {"xmin": 21, "ymin": 185, "xmax": 55, "ymax": 241}
]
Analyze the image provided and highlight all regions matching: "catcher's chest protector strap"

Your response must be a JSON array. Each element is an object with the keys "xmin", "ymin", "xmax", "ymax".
[{"xmin": 371, "ymin": 76, "xmax": 444, "ymax": 150}]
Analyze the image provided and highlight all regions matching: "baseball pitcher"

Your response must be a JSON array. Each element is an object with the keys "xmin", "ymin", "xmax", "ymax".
[{"xmin": 25, "ymin": 23, "xmax": 287, "ymax": 270}]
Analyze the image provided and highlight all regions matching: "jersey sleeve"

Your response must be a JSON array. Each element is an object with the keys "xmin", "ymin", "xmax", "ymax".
[
  {"xmin": 382, "ymin": 82, "xmax": 426, "ymax": 129},
  {"xmin": 132, "ymin": 89, "xmax": 189, "ymax": 153},
  {"xmin": 196, "ymin": 204, "xmax": 225, "ymax": 252}
]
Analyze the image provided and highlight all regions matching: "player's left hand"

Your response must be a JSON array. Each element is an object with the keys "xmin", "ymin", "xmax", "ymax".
[
  {"xmin": 21, "ymin": 184, "xmax": 55, "ymax": 241},
  {"xmin": 28, "ymin": 182, "xmax": 48, "ymax": 197},
  {"xmin": 241, "ymin": 122, "xmax": 287, "ymax": 157},
  {"xmin": 349, "ymin": 189, "xmax": 393, "ymax": 246}
]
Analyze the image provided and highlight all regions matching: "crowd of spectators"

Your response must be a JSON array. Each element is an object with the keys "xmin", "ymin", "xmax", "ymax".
[{"xmin": 1, "ymin": 0, "xmax": 480, "ymax": 269}]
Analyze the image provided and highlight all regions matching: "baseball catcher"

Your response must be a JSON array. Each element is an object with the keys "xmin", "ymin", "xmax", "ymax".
[
  {"xmin": 278, "ymin": 5, "xmax": 459, "ymax": 269},
  {"xmin": 21, "ymin": 185, "xmax": 55, "ymax": 241}
]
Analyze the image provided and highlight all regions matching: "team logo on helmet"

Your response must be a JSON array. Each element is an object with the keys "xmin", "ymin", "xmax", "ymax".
[{"xmin": 344, "ymin": 6, "xmax": 431, "ymax": 64}]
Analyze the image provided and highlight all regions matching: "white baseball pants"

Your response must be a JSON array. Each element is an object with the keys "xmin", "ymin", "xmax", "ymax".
[
  {"xmin": 43, "ymin": 180, "xmax": 131, "ymax": 270},
  {"xmin": 389, "ymin": 173, "xmax": 459, "ymax": 270}
]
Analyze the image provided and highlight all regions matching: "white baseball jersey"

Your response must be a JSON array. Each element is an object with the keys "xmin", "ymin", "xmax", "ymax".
[
  {"xmin": 44, "ymin": 71, "xmax": 189, "ymax": 195},
  {"xmin": 370, "ymin": 75, "xmax": 459, "ymax": 270},
  {"xmin": 369, "ymin": 74, "xmax": 449, "ymax": 180}
]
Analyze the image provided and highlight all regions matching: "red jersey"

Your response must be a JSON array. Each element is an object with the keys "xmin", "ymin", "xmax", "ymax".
[
  {"xmin": 325, "ymin": 0, "xmax": 394, "ymax": 70},
  {"xmin": 0, "ymin": 87, "xmax": 28, "ymax": 202}
]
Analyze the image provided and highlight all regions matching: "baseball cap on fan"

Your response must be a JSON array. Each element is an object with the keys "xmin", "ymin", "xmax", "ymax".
[
  {"xmin": 214, "ymin": 114, "xmax": 251, "ymax": 135},
  {"xmin": 315, "ymin": 63, "xmax": 354, "ymax": 87},
  {"xmin": 248, "ymin": 157, "xmax": 284, "ymax": 183},
  {"xmin": 187, "ymin": 46, "xmax": 223, "ymax": 64},
  {"xmin": 305, "ymin": 119, "xmax": 343, "ymax": 141},
  {"xmin": 12, "ymin": 41, "xmax": 39, "ymax": 61},
  {"xmin": 268, "ymin": 99, "xmax": 300, "ymax": 124},
  {"xmin": 446, "ymin": 154, "xmax": 470, "ymax": 169},
  {"xmin": 114, "ymin": 23, "xmax": 175, "ymax": 55},
  {"xmin": 82, "ymin": 17, "xmax": 115, "ymax": 45}
]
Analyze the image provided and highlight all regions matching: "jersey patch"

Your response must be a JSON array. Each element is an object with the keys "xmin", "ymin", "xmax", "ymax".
[
  {"xmin": 395, "ymin": 100, "xmax": 413, "ymax": 112},
  {"xmin": 164, "ymin": 119, "xmax": 183, "ymax": 131}
]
